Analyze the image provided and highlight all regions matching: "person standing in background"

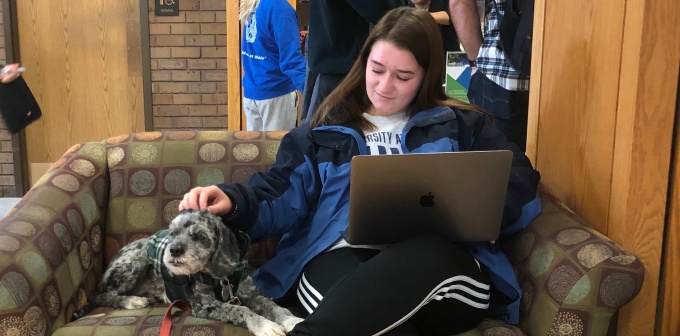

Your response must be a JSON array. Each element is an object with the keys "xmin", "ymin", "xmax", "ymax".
[
  {"xmin": 299, "ymin": 0, "xmax": 403, "ymax": 123},
  {"xmin": 240, "ymin": 0, "xmax": 306, "ymax": 131},
  {"xmin": 449, "ymin": 0, "xmax": 530, "ymax": 151},
  {"xmin": 409, "ymin": 0, "xmax": 461, "ymax": 60}
]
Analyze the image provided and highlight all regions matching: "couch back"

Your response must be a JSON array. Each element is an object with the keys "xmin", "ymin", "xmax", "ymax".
[{"xmin": 101, "ymin": 131, "xmax": 285, "ymax": 267}]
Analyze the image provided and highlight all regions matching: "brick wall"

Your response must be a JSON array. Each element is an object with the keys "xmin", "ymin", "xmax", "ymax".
[
  {"xmin": 0, "ymin": 0, "xmax": 17, "ymax": 197},
  {"xmin": 149, "ymin": 0, "xmax": 229, "ymax": 130}
]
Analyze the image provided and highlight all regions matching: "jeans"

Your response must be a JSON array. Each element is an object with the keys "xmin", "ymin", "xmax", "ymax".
[{"xmin": 467, "ymin": 72, "xmax": 530, "ymax": 151}]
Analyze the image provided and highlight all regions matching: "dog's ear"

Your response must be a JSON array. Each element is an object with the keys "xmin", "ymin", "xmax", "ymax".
[{"xmin": 211, "ymin": 215, "xmax": 249, "ymax": 279}]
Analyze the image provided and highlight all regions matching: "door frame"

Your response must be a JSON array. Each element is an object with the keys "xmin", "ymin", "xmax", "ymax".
[{"xmin": 3, "ymin": 0, "xmax": 29, "ymax": 195}]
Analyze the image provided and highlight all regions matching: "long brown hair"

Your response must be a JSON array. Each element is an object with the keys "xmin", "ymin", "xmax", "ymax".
[{"xmin": 311, "ymin": 7, "xmax": 482, "ymax": 129}]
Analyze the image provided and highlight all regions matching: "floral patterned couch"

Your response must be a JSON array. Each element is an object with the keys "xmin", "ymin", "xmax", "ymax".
[{"xmin": 0, "ymin": 131, "xmax": 644, "ymax": 336}]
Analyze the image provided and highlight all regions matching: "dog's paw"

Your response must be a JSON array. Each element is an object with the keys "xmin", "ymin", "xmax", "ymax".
[
  {"xmin": 280, "ymin": 316, "xmax": 304, "ymax": 333},
  {"xmin": 280, "ymin": 316, "xmax": 304, "ymax": 332},
  {"xmin": 123, "ymin": 296, "xmax": 150, "ymax": 309},
  {"xmin": 248, "ymin": 317, "xmax": 288, "ymax": 336}
]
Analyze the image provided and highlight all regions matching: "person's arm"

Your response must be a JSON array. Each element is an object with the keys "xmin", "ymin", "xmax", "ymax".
[
  {"xmin": 448, "ymin": 0, "xmax": 483, "ymax": 61},
  {"xmin": 180, "ymin": 186, "xmax": 233, "ymax": 215},
  {"xmin": 463, "ymin": 111, "xmax": 541, "ymax": 234},
  {"xmin": 216, "ymin": 127, "xmax": 318, "ymax": 241},
  {"xmin": 429, "ymin": 11, "xmax": 451, "ymax": 25},
  {"xmin": 273, "ymin": 6, "xmax": 307, "ymax": 92},
  {"xmin": 0, "ymin": 63, "xmax": 23, "ymax": 84}
]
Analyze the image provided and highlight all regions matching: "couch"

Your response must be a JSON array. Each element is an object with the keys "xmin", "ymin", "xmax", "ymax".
[{"xmin": 0, "ymin": 130, "xmax": 644, "ymax": 336}]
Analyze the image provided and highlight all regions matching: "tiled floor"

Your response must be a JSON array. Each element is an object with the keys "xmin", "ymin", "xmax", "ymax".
[{"xmin": 0, "ymin": 197, "xmax": 21, "ymax": 218}]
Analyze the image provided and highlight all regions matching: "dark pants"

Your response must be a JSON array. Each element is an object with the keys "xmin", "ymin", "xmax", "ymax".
[
  {"xmin": 300, "ymin": 73, "xmax": 346, "ymax": 124},
  {"xmin": 288, "ymin": 235, "xmax": 490, "ymax": 336},
  {"xmin": 467, "ymin": 72, "xmax": 530, "ymax": 151}
]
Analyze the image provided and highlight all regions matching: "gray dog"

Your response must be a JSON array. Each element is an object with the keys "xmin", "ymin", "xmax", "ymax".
[{"xmin": 95, "ymin": 209, "xmax": 303, "ymax": 336}]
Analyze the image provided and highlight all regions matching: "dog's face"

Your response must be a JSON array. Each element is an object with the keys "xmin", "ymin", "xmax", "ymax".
[{"xmin": 163, "ymin": 210, "xmax": 222, "ymax": 276}]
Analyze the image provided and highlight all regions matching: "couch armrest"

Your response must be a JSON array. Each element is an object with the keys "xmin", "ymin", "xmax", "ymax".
[
  {"xmin": 505, "ymin": 189, "xmax": 644, "ymax": 335},
  {"xmin": 0, "ymin": 141, "xmax": 109, "ymax": 335}
]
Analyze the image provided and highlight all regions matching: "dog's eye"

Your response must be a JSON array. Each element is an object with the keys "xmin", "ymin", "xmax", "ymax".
[{"xmin": 193, "ymin": 233, "xmax": 206, "ymax": 241}]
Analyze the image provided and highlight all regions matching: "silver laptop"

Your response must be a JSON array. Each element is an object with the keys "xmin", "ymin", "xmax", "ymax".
[{"xmin": 346, "ymin": 151, "xmax": 513, "ymax": 245}]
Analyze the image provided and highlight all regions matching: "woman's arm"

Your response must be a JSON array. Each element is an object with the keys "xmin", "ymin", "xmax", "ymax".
[
  {"xmin": 463, "ymin": 111, "xmax": 542, "ymax": 233},
  {"xmin": 216, "ymin": 127, "xmax": 319, "ymax": 241},
  {"xmin": 273, "ymin": 5, "xmax": 307, "ymax": 92}
]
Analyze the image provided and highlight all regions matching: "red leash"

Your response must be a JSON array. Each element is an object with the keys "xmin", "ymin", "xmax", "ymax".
[{"xmin": 160, "ymin": 300, "xmax": 192, "ymax": 336}]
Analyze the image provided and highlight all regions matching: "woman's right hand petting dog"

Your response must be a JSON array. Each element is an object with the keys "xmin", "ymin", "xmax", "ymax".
[{"xmin": 180, "ymin": 185, "xmax": 233, "ymax": 215}]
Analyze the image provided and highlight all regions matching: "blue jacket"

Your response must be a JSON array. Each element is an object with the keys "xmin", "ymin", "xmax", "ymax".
[
  {"xmin": 241, "ymin": 0, "xmax": 306, "ymax": 100},
  {"xmin": 219, "ymin": 106, "xmax": 541, "ymax": 324}
]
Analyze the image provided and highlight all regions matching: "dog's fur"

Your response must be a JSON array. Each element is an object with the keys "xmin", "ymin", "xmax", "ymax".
[{"xmin": 95, "ymin": 209, "xmax": 303, "ymax": 336}]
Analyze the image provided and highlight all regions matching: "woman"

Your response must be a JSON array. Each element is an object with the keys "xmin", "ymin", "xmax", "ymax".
[
  {"xmin": 239, "ymin": 0, "xmax": 306, "ymax": 131},
  {"xmin": 181, "ymin": 7, "xmax": 540, "ymax": 335}
]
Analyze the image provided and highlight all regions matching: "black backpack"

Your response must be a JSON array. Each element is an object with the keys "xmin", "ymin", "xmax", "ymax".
[{"xmin": 499, "ymin": 0, "xmax": 535, "ymax": 76}]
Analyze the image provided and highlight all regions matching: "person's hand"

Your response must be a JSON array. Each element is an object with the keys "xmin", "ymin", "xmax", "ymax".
[
  {"xmin": 179, "ymin": 186, "xmax": 233, "ymax": 215},
  {"xmin": 0, "ymin": 64, "xmax": 23, "ymax": 84},
  {"xmin": 299, "ymin": 30, "xmax": 308, "ymax": 45}
]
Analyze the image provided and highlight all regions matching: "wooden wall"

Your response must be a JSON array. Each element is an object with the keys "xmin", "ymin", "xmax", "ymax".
[
  {"xmin": 527, "ymin": 0, "xmax": 680, "ymax": 335},
  {"xmin": 660, "ymin": 93, "xmax": 679, "ymax": 335}
]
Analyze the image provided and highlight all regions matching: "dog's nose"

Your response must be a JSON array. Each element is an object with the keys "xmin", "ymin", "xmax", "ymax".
[{"xmin": 169, "ymin": 246, "xmax": 184, "ymax": 257}]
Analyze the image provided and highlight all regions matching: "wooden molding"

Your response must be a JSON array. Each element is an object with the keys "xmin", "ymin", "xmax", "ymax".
[{"xmin": 226, "ymin": 0, "xmax": 242, "ymax": 130}]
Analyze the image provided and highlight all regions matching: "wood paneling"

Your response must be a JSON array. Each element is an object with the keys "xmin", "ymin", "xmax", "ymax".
[
  {"xmin": 523, "ymin": 0, "xmax": 543, "ymax": 164},
  {"xmin": 226, "ymin": 0, "xmax": 241, "ymax": 130},
  {"xmin": 17, "ymin": 0, "xmax": 144, "ymax": 163},
  {"xmin": 531, "ymin": 0, "xmax": 625, "ymax": 234},
  {"xmin": 660, "ymin": 86, "xmax": 680, "ymax": 335},
  {"xmin": 608, "ymin": 0, "xmax": 679, "ymax": 334},
  {"xmin": 528, "ymin": 0, "xmax": 680, "ymax": 335}
]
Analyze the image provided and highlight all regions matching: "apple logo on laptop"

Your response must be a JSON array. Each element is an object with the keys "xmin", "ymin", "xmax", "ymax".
[{"xmin": 419, "ymin": 192, "xmax": 435, "ymax": 207}]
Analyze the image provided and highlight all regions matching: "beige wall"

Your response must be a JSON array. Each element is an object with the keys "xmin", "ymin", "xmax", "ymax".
[{"xmin": 527, "ymin": 0, "xmax": 680, "ymax": 334}]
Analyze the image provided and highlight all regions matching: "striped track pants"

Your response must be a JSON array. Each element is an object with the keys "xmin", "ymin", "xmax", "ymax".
[{"xmin": 289, "ymin": 235, "xmax": 491, "ymax": 336}]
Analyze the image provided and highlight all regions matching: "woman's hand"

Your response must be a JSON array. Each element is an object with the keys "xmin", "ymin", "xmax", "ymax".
[
  {"xmin": 1, "ymin": 64, "xmax": 23, "ymax": 84},
  {"xmin": 179, "ymin": 186, "xmax": 233, "ymax": 215}
]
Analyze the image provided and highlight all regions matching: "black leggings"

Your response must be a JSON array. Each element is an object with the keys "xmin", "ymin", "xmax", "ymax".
[{"xmin": 288, "ymin": 235, "xmax": 491, "ymax": 336}]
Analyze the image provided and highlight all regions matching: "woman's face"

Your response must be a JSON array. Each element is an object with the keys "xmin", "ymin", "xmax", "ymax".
[{"xmin": 365, "ymin": 40, "xmax": 424, "ymax": 116}]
